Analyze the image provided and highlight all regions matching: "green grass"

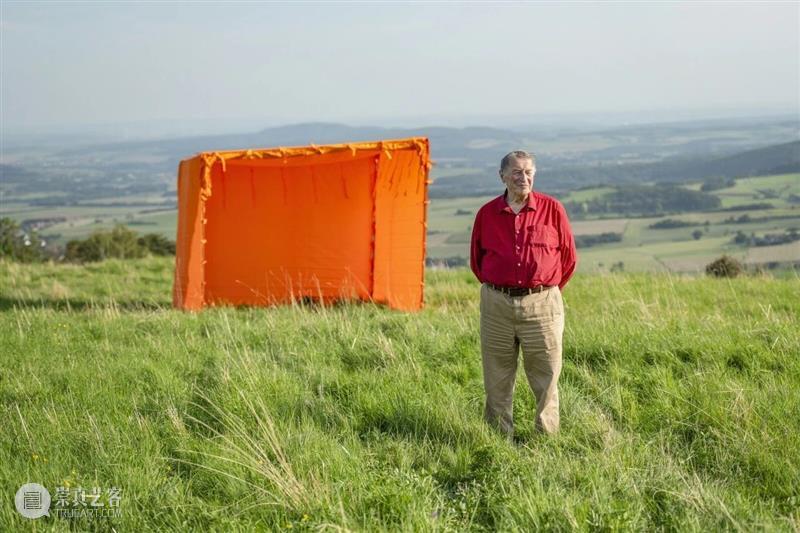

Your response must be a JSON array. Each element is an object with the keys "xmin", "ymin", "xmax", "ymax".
[
  {"xmin": 427, "ymin": 197, "xmax": 493, "ymax": 234},
  {"xmin": 430, "ymin": 167, "xmax": 483, "ymax": 180},
  {"xmin": 1, "ymin": 257, "xmax": 799, "ymax": 530},
  {"xmin": 683, "ymin": 173, "xmax": 800, "ymax": 209},
  {"xmin": 716, "ymin": 174, "xmax": 800, "ymax": 209}
]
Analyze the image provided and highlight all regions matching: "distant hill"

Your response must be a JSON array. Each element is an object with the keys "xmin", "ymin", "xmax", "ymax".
[
  {"xmin": 54, "ymin": 122, "xmax": 525, "ymax": 169},
  {"xmin": 430, "ymin": 141, "xmax": 800, "ymax": 197},
  {"xmin": 678, "ymin": 140, "xmax": 800, "ymax": 179},
  {"xmin": 6, "ymin": 116, "xmax": 797, "ymax": 201},
  {"xmin": 52, "ymin": 116, "xmax": 797, "ymax": 169}
]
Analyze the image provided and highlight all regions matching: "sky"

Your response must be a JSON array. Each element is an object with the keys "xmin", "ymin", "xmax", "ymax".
[{"xmin": 1, "ymin": 1, "xmax": 799, "ymax": 135}]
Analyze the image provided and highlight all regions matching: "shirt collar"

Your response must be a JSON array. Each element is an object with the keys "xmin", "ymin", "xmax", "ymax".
[{"xmin": 498, "ymin": 189, "xmax": 537, "ymax": 213}]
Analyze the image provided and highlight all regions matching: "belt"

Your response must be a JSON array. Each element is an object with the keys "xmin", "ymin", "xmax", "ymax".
[{"xmin": 487, "ymin": 283, "xmax": 554, "ymax": 297}]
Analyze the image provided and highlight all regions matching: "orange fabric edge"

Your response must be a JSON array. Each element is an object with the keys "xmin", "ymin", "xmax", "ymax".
[{"xmin": 186, "ymin": 137, "xmax": 432, "ymax": 202}]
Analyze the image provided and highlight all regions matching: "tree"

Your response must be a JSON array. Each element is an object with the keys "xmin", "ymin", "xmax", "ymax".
[
  {"xmin": 705, "ymin": 255, "xmax": 744, "ymax": 278},
  {"xmin": 63, "ymin": 225, "xmax": 176, "ymax": 262},
  {"xmin": 733, "ymin": 231, "xmax": 749, "ymax": 245},
  {"xmin": 692, "ymin": 230, "xmax": 703, "ymax": 240},
  {"xmin": 700, "ymin": 176, "xmax": 736, "ymax": 192},
  {"xmin": 65, "ymin": 224, "xmax": 146, "ymax": 263},
  {"xmin": 0, "ymin": 217, "xmax": 46, "ymax": 262},
  {"xmin": 138, "ymin": 233, "xmax": 176, "ymax": 256}
]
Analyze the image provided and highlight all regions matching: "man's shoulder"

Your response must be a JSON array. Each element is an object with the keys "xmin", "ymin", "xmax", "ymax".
[
  {"xmin": 476, "ymin": 194, "xmax": 505, "ymax": 216},
  {"xmin": 533, "ymin": 190, "xmax": 561, "ymax": 206},
  {"xmin": 533, "ymin": 191, "xmax": 567, "ymax": 213}
]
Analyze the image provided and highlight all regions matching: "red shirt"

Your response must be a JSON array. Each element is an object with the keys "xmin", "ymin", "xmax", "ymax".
[{"xmin": 470, "ymin": 190, "xmax": 577, "ymax": 290}]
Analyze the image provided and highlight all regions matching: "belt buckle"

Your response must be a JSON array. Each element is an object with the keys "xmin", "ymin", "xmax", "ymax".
[
  {"xmin": 510, "ymin": 286, "xmax": 528, "ymax": 297},
  {"xmin": 520, "ymin": 285, "xmax": 545, "ymax": 296},
  {"xmin": 491, "ymin": 283, "xmax": 541, "ymax": 297}
]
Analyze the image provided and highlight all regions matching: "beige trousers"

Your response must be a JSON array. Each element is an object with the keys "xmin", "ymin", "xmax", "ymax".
[{"xmin": 479, "ymin": 283, "xmax": 565, "ymax": 436}]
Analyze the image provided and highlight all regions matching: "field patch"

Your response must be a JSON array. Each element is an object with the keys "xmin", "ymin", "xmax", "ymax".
[
  {"xmin": 745, "ymin": 241, "xmax": 800, "ymax": 264},
  {"xmin": 571, "ymin": 218, "xmax": 628, "ymax": 236}
]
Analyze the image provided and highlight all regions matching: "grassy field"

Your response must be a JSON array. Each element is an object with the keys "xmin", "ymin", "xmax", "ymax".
[{"xmin": 1, "ymin": 257, "xmax": 799, "ymax": 530}]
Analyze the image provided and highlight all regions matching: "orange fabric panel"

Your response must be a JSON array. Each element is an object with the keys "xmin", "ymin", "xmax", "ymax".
[
  {"xmin": 203, "ymin": 155, "xmax": 377, "ymax": 306},
  {"xmin": 172, "ymin": 137, "xmax": 431, "ymax": 312},
  {"xmin": 172, "ymin": 157, "xmax": 205, "ymax": 310},
  {"xmin": 373, "ymin": 145, "xmax": 430, "ymax": 310}
]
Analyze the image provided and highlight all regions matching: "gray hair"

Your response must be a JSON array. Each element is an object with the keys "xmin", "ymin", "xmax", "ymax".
[{"xmin": 499, "ymin": 150, "xmax": 536, "ymax": 176}]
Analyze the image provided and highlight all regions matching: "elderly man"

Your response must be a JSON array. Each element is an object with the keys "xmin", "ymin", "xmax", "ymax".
[{"xmin": 470, "ymin": 150, "xmax": 577, "ymax": 437}]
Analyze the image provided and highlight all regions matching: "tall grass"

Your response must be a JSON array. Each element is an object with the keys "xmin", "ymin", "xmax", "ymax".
[{"xmin": 1, "ymin": 257, "xmax": 798, "ymax": 530}]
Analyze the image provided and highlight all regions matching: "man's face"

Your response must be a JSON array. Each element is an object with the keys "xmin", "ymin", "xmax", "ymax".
[{"xmin": 500, "ymin": 157, "xmax": 535, "ymax": 198}]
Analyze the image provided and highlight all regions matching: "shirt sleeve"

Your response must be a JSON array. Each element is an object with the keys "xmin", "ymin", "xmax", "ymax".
[
  {"xmin": 557, "ymin": 203, "xmax": 577, "ymax": 290},
  {"xmin": 469, "ymin": 208, "xmax": 484, "ymax": 283}
]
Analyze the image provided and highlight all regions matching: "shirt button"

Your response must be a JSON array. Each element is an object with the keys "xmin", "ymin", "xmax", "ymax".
[
  {"xmin": 517, "ymin": 262, "xmax": 521, "ymax": 266},
  {"xmin": 517, "ymin": 280, "xmax": 521, "ymax": 284}
]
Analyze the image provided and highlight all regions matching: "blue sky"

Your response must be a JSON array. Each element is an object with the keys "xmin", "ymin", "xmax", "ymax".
[{"xmin": 2, "ymin": 1, "xmax": 798, "ymax": 132}]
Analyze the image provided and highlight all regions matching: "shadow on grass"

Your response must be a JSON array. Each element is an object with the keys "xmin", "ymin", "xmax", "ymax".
[
  {"xmin": 356, "ymin": 404, "xmax": 485, "ymax": 447},
  {"xmin": 0, "ymin": 295, "xmax": 392, "ymax": 314},
  {"xmin": 0, "ymin": 295, "xmax": 170, "ymax": 312}
]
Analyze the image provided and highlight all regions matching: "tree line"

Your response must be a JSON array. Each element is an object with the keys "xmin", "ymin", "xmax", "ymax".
[
  {"xmin": 0, "ymin": 217, "xmax": 175, "ymax": 263},
  {"xmin": 563, "ymin": 185, "xmax": 721, "ymax": 218}
]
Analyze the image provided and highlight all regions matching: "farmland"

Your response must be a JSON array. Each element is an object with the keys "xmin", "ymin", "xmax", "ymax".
[
  {"xmin": 3, "ymin": 173, "xmax": 798, "ymax": 273},
  {"xmin": 2, "ymin": 113, "xmax": 799, "ymax": 273},
  {"xmin": 426, "ymin": 173, "xmax": 800, "ymax": 272}
]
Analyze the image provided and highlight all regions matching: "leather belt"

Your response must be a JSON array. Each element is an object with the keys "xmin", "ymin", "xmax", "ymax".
[{"xmin": 488, "ymin": 283, "xmax": 554, "ymax": 297}]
